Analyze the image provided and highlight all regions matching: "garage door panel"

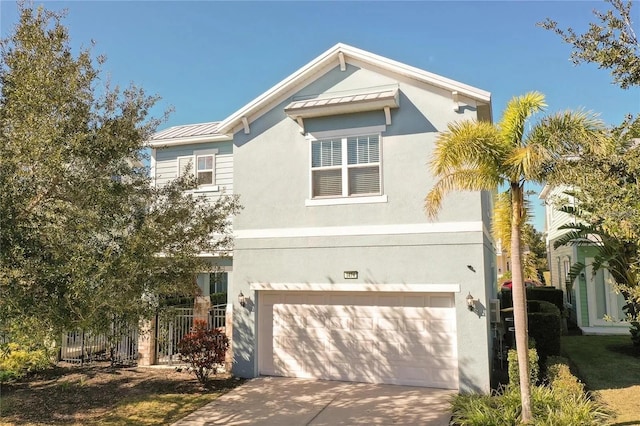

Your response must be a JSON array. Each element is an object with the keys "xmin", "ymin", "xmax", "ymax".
[
  {"xmin": 430, "ymin": 319, "xmax": 456, "ymax": 333},
  {"xmin": 329, "ymin": 316, "xmax": 350, "ymax": 330},
  {"xmin": 402, "ymin": 294, "xmax": 427, "ymax": 307},
  {"xmin": 430, "ymin": 295, "xmax": 454, "ymax": 308},
  {"xmin": 259, "ymin": 292, "xmax": 458, "ymax": 389}
]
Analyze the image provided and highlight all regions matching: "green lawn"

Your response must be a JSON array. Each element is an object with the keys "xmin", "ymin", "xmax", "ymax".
[{"xmin": 562, "ymin": 335, "xmax": 640, "ymax": 425}]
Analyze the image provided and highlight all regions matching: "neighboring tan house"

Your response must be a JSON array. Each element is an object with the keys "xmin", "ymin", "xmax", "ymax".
[
  {"xmin": 149, "ymin": 43, "xmax": 497, "ymax": 393},
  {"xmin": 540, "ymin": 184, "xmax": 629, "ymax": 335}
]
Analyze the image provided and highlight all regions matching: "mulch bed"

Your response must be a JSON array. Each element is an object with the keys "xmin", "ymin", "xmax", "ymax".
[{"xmin": 0, "ymin": 362, "xmax": 240, "ymax": 425}]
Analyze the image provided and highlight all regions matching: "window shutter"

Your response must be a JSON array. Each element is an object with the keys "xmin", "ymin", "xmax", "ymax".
[
  {"xmin": 349, "ymin": 166, "xmax": 380, "ymax": 195},
  {"xmin": 313, "ymin": 169, "xmax": 342, "ymax": 197},
  {"xmin": 178, "ymin": 157, "xmax": 193, "ymax": 177}
]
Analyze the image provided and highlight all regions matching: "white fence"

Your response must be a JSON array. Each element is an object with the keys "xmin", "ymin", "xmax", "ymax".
[
  {"xmin": 60, "ymin": 327, "xmax": 138, "ymax": 365},
  {"xmin": 155, "ymin": 304, "xmax": 226, "ymax": 365}
]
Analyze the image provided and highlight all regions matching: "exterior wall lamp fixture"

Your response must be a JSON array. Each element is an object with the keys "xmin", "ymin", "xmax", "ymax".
[
  {"xmin": 238, "ymin": 291, "xmax": 246, "ymax": 308},
  {"xmin": 466, "ymin": 292, "xmax": 477, "ymax": 312}
]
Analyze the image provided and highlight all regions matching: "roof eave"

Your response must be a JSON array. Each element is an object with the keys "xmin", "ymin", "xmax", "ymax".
[
  {"xmin": 147, "ymin": 133, "xmax": 233, "ymax": 148},
  {"xmin": 539, "ymin": 184, "xmax": 551, "ymax": 200}
]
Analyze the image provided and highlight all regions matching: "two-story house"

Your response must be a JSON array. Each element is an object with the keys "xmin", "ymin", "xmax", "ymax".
[
  {"xmin": 149, "ymin": 43, "xmax": 497, "ymax": 393},
  {"xmin": 540, "ymin": 185, "xmax": 629, "ymax": 335}
]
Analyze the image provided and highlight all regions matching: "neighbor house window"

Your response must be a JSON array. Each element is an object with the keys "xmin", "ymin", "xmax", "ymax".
[
  {"xmin": 210, "ymin": 272, "xmax": 228, "ymax": 294},
  {"xmin": 311, "ymin": 134, "xmax": 381, "ymax": 198},
  {"xmin": 177, "ymin": 148, "xmax": 218, "ymax": 188}
]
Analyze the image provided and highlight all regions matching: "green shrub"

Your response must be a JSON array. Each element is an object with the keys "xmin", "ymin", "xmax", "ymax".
[
  {"xmin": 450, "ymin": 389, "xmax": 519, "ymax": 426},
  {"xmin": 546, "ymin": 356, "xmax": 585, "ymax": 398},
  {"xmin": 528, "ymin": 301, "xmax": 562, "ymax": 367},
  {"xmin": 500, "ymin": 288, "xmax": 565, "ymax": 315},
  {"xmin": 508, "ymin": 347, "xmax": 539, "ymax": 386},
  {"xmin": 450, "ymin": 383, "xmax": 611, "ymax": 426},
  {"xmin": 528, "ymin": 287, "xmax": 564, "ymax": 315},
  {"xmin": 0, "ymin": 342, "xmax": 51, "ymax": 382}
]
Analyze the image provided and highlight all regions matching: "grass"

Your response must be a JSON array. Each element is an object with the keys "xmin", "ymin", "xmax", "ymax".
[
  {"xmin": 562, "ymin": 335, "xmax": 640, "ymax": 426},
  {"xmin": 90, "ymin": 393, "xmax": 221, "ymax": 425}
]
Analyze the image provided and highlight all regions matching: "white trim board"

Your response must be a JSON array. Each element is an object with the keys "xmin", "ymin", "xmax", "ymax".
[
  {"xmin": 250, "ymin": 282, "xmax": 460, "ymax": 293},
  {"xmin": 235, "ymin": 221, "xmax": 483, "ymax": 239}
]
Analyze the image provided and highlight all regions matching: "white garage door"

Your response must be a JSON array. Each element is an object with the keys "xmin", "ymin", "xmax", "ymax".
[{"xmin": 257, "ymin": 291, "xmax": 458, "ymax": 389}]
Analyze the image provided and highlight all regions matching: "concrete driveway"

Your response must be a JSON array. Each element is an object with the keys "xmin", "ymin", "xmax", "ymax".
[{"xmin": 173, "ymin": 377, "xmax": 455, "ymax": 425}]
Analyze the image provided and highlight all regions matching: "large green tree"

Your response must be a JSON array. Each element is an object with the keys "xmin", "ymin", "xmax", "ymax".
[
  {"xmin": 541, "ymin": 0, "xmax": 640, "ymax": 347},
  {"xmin": 425, "ymin": 92, "xmax": 604, "ymax": 423},
  {"xmin": 547, "ymin": 121, "xmax": 640, "ymax": 348},
  {"xmin": 539, "ymin": 0, "xmax": 639, "ymax": 89},
  {"xmin": 0, "ymin": 5, "xmax": 240, "ymax": 344}
]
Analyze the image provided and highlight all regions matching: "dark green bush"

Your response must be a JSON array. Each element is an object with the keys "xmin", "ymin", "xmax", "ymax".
[
  {"xmin": 500, "ymin": 288, "xmax": 565, "ymax": 315},
  {"xmin": 209, "ymin": 292, "xmax": 227, "ymax": 306},
  {"xmin": 528, "ymin": 287, "xmax": 564, "ymax": 315},
  {"xmin": 528, "ymin": 300, "xmax": 562, "ymax": 366}
]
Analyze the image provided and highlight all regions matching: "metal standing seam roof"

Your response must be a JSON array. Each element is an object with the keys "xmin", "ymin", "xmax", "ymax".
[
  {"xmin": 151, "ymin": 121, "xmax": 222, "ymax": 141},
  {"xmin": 285, "ymin": 87, "xmax": 398, "ymax": 111}
]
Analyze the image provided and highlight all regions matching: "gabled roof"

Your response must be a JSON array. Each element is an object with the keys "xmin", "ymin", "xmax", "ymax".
[
  {"xmin": 217, "ymin": 43, "xmax": 491, "ymax": 134},
  {"xmin": 148, "ymin": 121, "xmax": 231, "ymax": 147},
  {"xmin": 149, "ymin": 43, "xmax": 492, "ymax": 147}
]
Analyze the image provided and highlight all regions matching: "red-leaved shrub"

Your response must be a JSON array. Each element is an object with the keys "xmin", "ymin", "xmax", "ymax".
[{"xmin": 177, "ymin": 320, "xmax": 228, "ymax": 384}]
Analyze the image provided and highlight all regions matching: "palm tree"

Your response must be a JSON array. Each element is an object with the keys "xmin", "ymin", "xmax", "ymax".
[
  {"xmin": 425, "ymin": 92, "xmax": 604, "ymax": 423},
  {"xmin": 493, "ymin": 193, "xmax": 541, "ymax": 285}
]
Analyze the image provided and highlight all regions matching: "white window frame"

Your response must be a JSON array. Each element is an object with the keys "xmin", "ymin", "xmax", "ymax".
[
  {"xmin": 306, "ymin": 125, "xmax": 387, "ymax": 206},
  {"xmin": 176, "ymin": 148, "xmax": 219, "ymax": 192}
]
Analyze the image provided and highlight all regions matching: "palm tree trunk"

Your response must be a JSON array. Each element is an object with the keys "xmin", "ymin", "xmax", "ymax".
[{"xmin": 510, "ymin": 182, "xmax": 532, "ymax": 423}]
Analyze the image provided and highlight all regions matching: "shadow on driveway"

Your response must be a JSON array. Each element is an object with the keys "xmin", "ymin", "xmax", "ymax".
[{"xmin": 173, "ymin": 377, "xmax": 455, "ymax": 425}]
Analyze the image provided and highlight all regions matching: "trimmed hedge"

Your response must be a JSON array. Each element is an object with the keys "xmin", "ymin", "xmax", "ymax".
[
  {"xmin": 528, "ymin": 288, "xmax": 564, "ymax": 315},
  {"xmin": 528, "ymin": 300, "xmax": 562, "ymax": 365},
  {"xmin": 546, "ymin": 356, "xmax": 584, "ymax": 397},
  {"xmin": 500, "ymin": 296, "xmax": 562, "ymax": 371},
  {"xmin": 508, "ymin": 347, "xmax": 539, "ymax": 386},
  {"xmin": 500, "ymin": 287, "xmax": 565, "ymax": 316}
]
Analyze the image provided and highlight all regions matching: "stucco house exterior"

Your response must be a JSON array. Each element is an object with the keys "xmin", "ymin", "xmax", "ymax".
[
  {"xmin": 540, "ymin": 184, "xmax": 629, "ymax": 335},
  {"xmin": 149, "ymin": 43, "xmax": 497, "ymax": 393}
]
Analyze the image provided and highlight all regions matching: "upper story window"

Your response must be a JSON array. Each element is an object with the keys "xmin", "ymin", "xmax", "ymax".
[
  {"xmin": 311, "ymin": 134, "xmax": 381, "ymax": 198},
  {"xmin": 177, "ymin": 148, "xmax": 218, "ymax": 191}
]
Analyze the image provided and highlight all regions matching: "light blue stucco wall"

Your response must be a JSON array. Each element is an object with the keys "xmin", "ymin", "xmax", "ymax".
[{"xmin": 230, "ymin": 63, "xmax": 495, "ymax": 392}]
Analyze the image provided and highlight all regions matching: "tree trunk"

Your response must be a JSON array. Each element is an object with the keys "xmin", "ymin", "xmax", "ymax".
[{"xmin": 511, "ymin": 182, "xmax": 532, "ymax": 423}]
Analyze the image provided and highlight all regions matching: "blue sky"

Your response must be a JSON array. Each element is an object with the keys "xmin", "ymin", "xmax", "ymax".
[{"xmin": 1, "ymin": 1, "xmax": 638, "ymax": 230}]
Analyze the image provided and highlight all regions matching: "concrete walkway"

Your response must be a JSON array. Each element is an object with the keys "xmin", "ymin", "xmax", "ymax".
[{"xmin": 173, "ymin": 377, "xmax": 455, "ymax": 425}]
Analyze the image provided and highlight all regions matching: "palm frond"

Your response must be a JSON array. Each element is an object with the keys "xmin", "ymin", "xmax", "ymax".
[
  {"xmin": 552, "ymin": 227, "xmax": 595, "ymax": 248},
  {"xmin": 505, "ymin": 143, "xmax": 553, "ymax": 182},
  {"xmin": 492, "ymin": 192, "xmax": 512, "ymax": 250},
  {"xmin": 431, "ymin": 120, "xmax": 506, "ymax": 176},
  {"xmin": 500, "ymin": 91, "xmax": 546, "ymax": 147},
  {"xmin": 528, "ymin": 110, "xmax": 607, "ymax": 157},
  {"xmin": 492, "ymin": 191, "xmax": 532, "ymax": 254},
  {"xmin": 425, "ymin": 169, "xmax": 501, "ymax": 218},
  {"xmin": 567, "ymin": 262, "xmax": 586, "ymax": 284}
]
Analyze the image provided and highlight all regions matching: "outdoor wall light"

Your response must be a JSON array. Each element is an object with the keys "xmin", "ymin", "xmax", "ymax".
[
  {"xmin": 238, "ymin": 291, "xmax": 246, "ymax": 308},
  {"xmin": 466, "ymin": 292, "xmax": 476, "ymax": 311}
]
